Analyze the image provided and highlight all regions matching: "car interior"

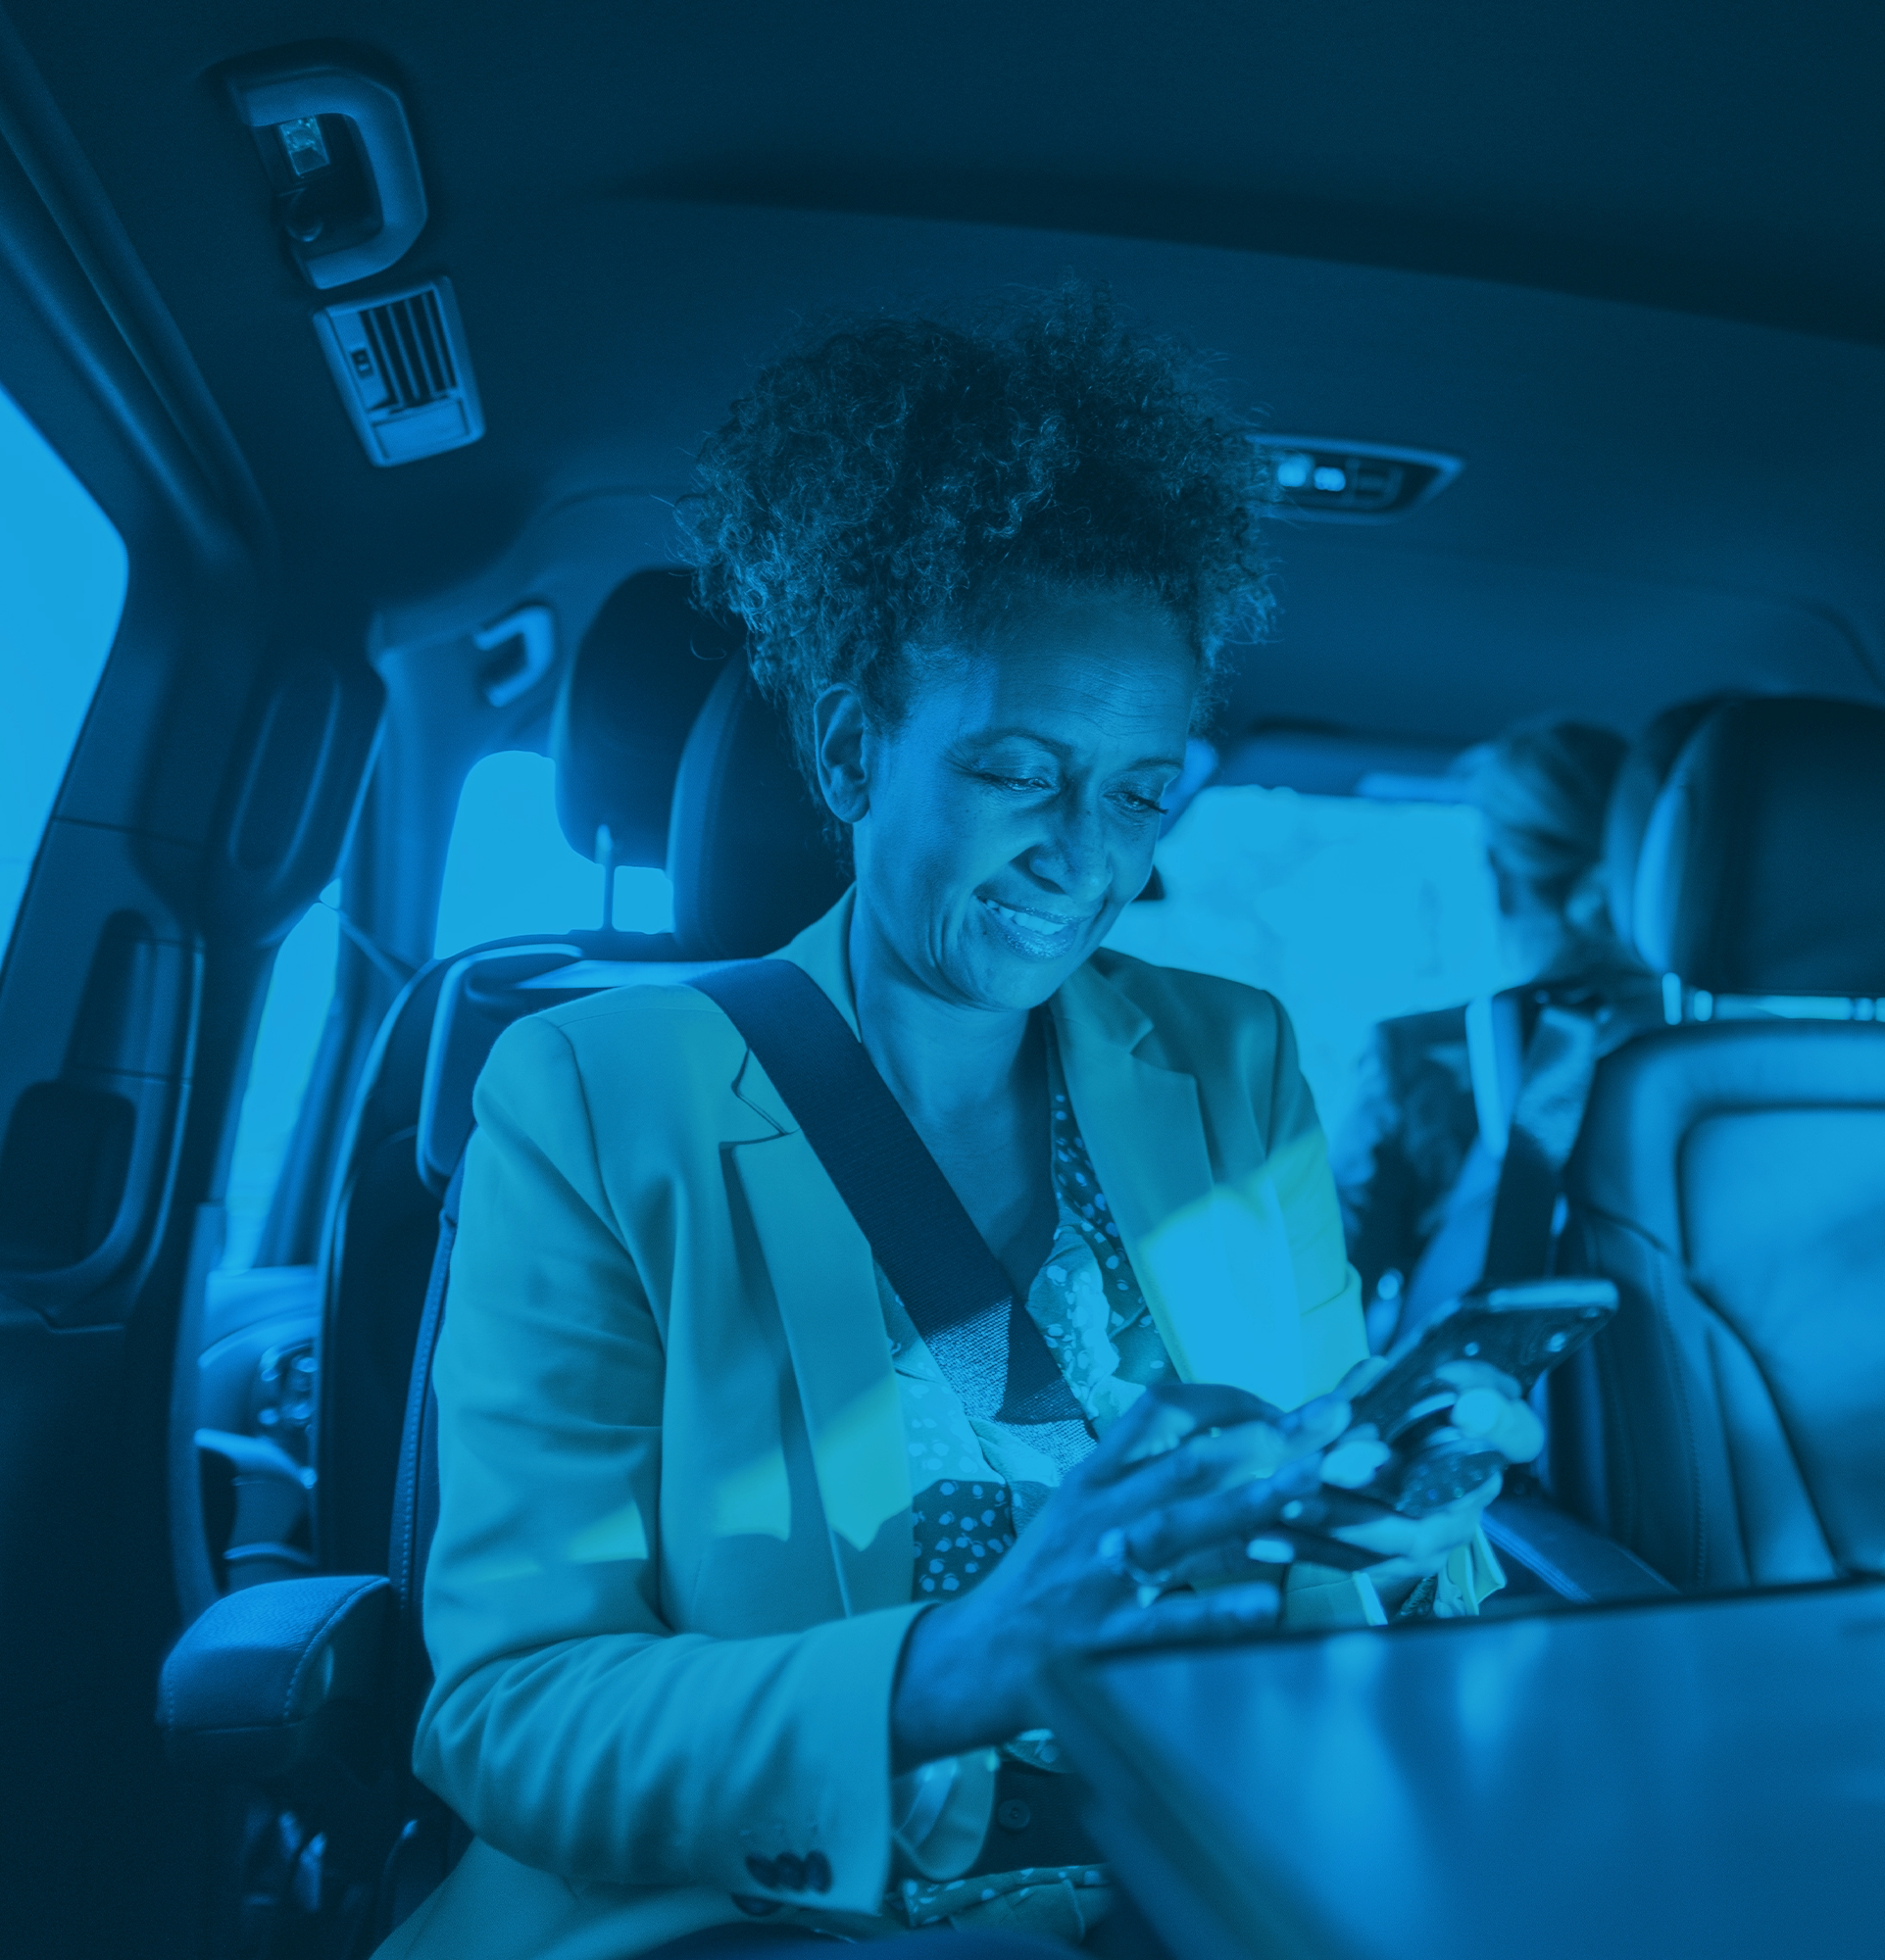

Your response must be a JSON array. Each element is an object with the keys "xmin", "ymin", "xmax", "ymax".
[{"xmin": 3, "ymin": 6, "xmax": 1883, "ymax": 1957}]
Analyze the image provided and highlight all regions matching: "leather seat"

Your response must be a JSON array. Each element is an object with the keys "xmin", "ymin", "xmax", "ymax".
[
  {"xmin": 552, "ymin": 566, "xmax": 738, "ymax": 876},
  {"xmin": 314, "ymin": 571, "xmax": 770, "ymax": 1579},
  {"xmin": 1549, "ymin": 697, "xmax": 1885, "ymax": 1589},
  {"xmin": 1599, "ymin": 692, "xmax": 1738, "ymax": 953},
  {"xmin": 666, "ymin": 649, "xmax": 848, "ymax": 958}
]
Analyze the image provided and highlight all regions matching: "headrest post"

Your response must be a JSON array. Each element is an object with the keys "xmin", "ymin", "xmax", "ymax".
[{"xmin": 596, "ymin": 823, "xmax": 617, "ymax": 932}]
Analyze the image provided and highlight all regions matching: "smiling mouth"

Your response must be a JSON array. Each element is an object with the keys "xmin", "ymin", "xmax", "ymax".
[{"xmin": 977, "ymin": 895, "xmax": 1101, "ymax": 958}]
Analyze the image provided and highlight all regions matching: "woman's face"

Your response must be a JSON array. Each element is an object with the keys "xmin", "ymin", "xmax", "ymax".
[
  {"xmin": 1489, "ymin": 854, "xmax": 1572, "ymax": 984},
  {"xmin": 818, "ymin": 586, "xmax": 1198, "ymax": 1013}
]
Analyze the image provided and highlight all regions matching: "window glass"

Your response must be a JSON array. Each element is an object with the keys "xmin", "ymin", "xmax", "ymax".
[
  {"xmin": 0, "ymin": 384, "xmax": 129, "ymax": 955},
  {"xmin": 435, "ymin": 749, "xmax": 672, "ymax": 957},
  {"xmin": 1106, "ymin": 785, "xmax": 1507, "ymax": 1148},
  {"xmin": 222, "ymin": 886, "xmax": 340, "ymax": 1270}
]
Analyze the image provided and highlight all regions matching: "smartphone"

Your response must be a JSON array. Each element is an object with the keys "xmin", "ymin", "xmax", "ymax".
[
  {"xmin": 1353, "ymin": 1279, "xmax": 1618, "ymax": 1440},
  {"xmin": 1346, "ymin": 1279, "xmax": 1618, "ymax": 1518},
  {"xmin": 1212, "ymin": 1281, "xmax": 1622, "ymax": 1567}
]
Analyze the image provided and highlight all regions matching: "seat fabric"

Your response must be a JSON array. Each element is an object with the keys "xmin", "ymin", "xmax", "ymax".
[
  {"xmin": 315, "ymin": 960, "xmax": 452, "ymax": 1577},
  {"xmin": 551, "ymin": 567, "xmax": 737, "ymax": 870},
  {"xmin": 1552, "ymin": 1023, "xmax": 1885, "ymax": 1588},
  {"xmin": 1551, "ymin": 695, "xmax": 1885, "ymax": 1591},
  {"xmin": 668, "ymin": 654, "xmax": 845, "ymax": 959}
]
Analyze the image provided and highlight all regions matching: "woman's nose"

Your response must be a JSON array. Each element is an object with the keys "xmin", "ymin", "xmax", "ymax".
[{"xmin": 1023, "ymin": 803, "xmax": 1115, "ymax": 904}]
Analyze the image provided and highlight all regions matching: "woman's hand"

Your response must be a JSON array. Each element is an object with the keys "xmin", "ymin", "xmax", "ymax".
[
  {"xmin": 1312, "ymin": 1355, "xmax": 1546, "ymax": 1610},
  {"xmin": 890, "ymin": 1382, "xmax": 1350, "ymax": 1769}
]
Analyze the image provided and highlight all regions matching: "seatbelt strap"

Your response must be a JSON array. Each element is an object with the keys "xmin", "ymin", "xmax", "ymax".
[
  {"xmin": 691, "ymin": 960, "xmax": 1095, "ymax": 1474},
  {"xmin": 1480, "ymin": 1000, "xmax": 1603, "ymax": 1282}
]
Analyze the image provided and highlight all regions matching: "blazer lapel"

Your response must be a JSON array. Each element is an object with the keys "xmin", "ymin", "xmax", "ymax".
[
  {"xmin": 1054, "ymin": 969, "xmax": 1311, "ymax": 1410},
  {"xmin": 722, "ymin": 890, "xmax": 914, "ymax": 1615}
]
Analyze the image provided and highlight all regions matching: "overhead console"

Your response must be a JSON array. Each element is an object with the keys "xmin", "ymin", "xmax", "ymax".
[{"xmin": 1257, "ymin": 436, "xmax": 1462, "ymax": 522}]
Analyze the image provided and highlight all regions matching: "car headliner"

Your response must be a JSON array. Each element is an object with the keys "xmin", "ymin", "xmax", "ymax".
[{"xmin": 7, "ymin": 0, "xmax": 1885, "ymax": 741}]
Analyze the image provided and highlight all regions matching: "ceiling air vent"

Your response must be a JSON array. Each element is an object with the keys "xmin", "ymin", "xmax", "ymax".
[
  {"xmin": 1257, "ymin": 437, "xmax": 1462, "ymax": 522},
  {"xmin": 312, "ymin": 276, "xmax": 484, "ymax": 466}
]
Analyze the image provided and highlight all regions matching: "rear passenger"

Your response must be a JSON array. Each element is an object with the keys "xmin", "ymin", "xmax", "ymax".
[{"xmin": 1335, "ymin": 719, "xmax": 1659, "ymax": 1348}]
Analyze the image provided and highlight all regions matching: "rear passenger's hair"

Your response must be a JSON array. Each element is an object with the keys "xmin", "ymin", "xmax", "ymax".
[
  {"xmin": 1457, "ymin": 719, "xmax": 1629, "ymax": 907},
  {"xmin": 680, "ymin": 282, "xmax": 1271, "ymax": 786}
]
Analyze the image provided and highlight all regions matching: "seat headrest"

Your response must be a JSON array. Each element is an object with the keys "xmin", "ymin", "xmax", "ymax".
[
  {"xmin": 1634, "ymin": 696, "xmax": 1885, "ymax": 995},
  {"xmin": 551, "ymin": 569, "xmax": 738, "ymax": 867},
  {"xmin": 1603, "ymin": 695, "xmax": 1739, "ymax": 948},
  {"xmin": 667, "ymin": 656, "xmax": 847, "ymax": 959}
]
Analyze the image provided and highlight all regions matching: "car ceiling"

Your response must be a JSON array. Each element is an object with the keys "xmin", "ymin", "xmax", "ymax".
[{"xmin": 8, "ymin": 0, "xmax": 1885, "ymax": 742}]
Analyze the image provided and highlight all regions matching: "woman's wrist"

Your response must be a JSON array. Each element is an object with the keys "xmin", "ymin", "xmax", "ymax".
[{"xmin": 890, "ymin": 1595, "xmax": 1032, "ymax": 1773}]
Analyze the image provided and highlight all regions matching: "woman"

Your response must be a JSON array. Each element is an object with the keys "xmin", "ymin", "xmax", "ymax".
[
  {"xmin": 383, "ymin": 291, "xmax": 1537, "ymax": 1960},
  {"xmin": 1335, "ymin": 718, "xmax": 1661, "ymax": 1346}
]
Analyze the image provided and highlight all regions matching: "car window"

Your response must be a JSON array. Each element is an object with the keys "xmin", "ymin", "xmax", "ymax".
[
  {"xmin": 435, "ymin": 748, "xmax": 672, "ymax": 957},
  {"xmin": 1107, "ymin": 784, "xmax": 1507, "ymax": 1146},
  {"xmin": 0, "ymin": 382, "xmax": 129, "ymax": 957},
  {"xmin": 220, "ymin": 886, "xmax": 340, "ymax": 1271}
]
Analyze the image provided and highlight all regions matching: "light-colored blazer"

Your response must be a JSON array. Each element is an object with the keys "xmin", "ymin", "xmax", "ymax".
[{"xmin": 380, "ymin": 891, "xmax": 1366, "ymax": 1960}]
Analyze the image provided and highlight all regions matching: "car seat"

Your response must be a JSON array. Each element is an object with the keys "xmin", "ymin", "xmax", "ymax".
[
  {"xmin": 1548, "ymin": 697, "xmax": 1885, "ymax": 1590},
  {"xmin": 158, "ymin": 595, "xmax": 842, "ymax": 1946},
  {"xmin": 313, "ymin": 569, "xmax": 778, "ymax": 1583}
]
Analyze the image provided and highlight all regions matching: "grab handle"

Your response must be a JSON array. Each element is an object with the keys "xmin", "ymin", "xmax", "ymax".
[{"xmin": 228, "ymin": 62, "xmax": 427, "ymax": 289}]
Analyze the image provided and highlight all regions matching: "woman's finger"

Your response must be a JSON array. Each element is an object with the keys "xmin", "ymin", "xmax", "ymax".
[
  {"xmin": 1161, "ymin": 1527, "xmax": 1323, "ymax": 1591},
  {"xmin": 1111, "ymin": 1459, "xmax": 1405, "ymax": 1580},
  {"xmin": 1082, "ymin": 1580, "xmax": 1282, "ymax": 1653},
  {"xmin": 1095, "ymin": 1396, "xmax": 1351, "ymax": 1525},
  {"xmin": 1329, "ymin": 1481, "xmax": 1500, "ymax": 1562},
  {"xmin": 1335, "ymin": 1355, "xmax": 1392, "ymax": 1398},
  {"xmin": 1086, "ymin": 1384, "xmax": 1287, "ymax": 1483},
  {"xmin": 1451, "ymin": 1389, "xmax": 1546, "ymax": 1463}
]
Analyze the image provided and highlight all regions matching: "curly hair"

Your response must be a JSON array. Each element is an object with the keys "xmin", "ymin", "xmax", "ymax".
[{"xmin": 680, "ymin": 284, "xmax": 1272, "ymax": 785}]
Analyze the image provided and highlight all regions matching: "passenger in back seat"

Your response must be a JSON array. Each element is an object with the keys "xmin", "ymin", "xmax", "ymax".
[
  {"xmin": 381, "ymin": 286, "xmax": 1542, "ymax": 1960},
  {"xmin": 1335, "ymin": 718, "xmax": 1661, "ymax": 1346}
]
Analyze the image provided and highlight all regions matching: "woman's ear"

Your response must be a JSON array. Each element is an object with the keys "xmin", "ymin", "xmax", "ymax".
[
  {"xmin": 812, "ymin": 685, "xmax": 870, "ymax": 824},
  {"xmin": 1563, "ymin": 863, "xmax": 1612, "ymax": 940}
]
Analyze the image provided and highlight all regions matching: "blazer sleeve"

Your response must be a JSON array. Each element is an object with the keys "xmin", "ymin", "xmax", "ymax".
[
  {"xmin": 1261, "ymin": 997, "xmax": 1369, "ymax": 1400},
  {"xmin": 412, "ymin": 1013, "xmax": 925, "ymax": 1914}
]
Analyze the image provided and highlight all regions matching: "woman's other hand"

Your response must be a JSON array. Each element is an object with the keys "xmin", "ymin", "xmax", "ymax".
[
  {"xmin": 1312, "ymin": 1355, "xmax": 1545, "ymax": 1608},
  {"xmin": 890, "ymin": 1382, "xmax": 1350, "ymax": 1768}
]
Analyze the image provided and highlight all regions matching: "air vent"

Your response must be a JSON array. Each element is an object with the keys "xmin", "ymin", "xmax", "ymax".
[
  {"xmin": 312, "ymin": 276, "xmax": 484, "ymax": 466},
  {"xmin": 1257, "ymin": 437, "xmax": 1462, "ymax": 522}
]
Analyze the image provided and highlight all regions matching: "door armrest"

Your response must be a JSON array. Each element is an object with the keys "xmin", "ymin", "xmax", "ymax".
[
  {"xmin": 1484, "ymin": 1493, "xmax": 1676, "ymax": 1603},
  {"xmin": 158, "ymin": 1573, "xmax": 391, "ymax": 1780}
]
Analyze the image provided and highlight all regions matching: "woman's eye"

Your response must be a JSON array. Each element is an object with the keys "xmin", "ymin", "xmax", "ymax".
[
  {"xmin": 1116, "ymin": 791, "xmax": 1167, "ymax": 816},
  {"xmin": 981, "ymin": 771, "xmax": 1056, "ymax": 793}
]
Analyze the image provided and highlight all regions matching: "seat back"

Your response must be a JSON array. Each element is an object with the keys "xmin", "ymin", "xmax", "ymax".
[
  {"xmin": 314, "ymin": 572, "xmax": 743, "ymax": 1577},
  {"xmin": 384, "ymin": 944, "xmax": 719, "ymax": 1744},
  {"xmin": 1550, "ymin": 698, "xmax": 1885, "ymax": 1589},
  {"xmin": 551, "ymin": 567, "xmax": 737, "ymax": 872},
  {"xmin": 314, "ymin": 958, "xmax": 453, "ymax": 1577},
  {"xmin": 376, "ymin": 639, "xmax": 838, "ymax": 1750},
  {"xmin": 668, "ymin": 654, "xmax": 847, "ymax": 958}
]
